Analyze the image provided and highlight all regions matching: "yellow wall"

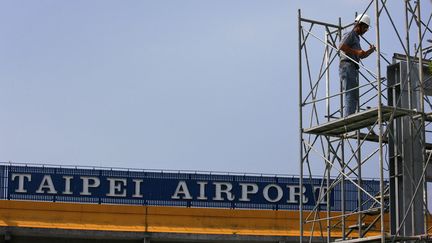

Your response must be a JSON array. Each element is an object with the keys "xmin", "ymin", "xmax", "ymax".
[{"xmin": 0, "ymin": 200, "xmax": 426, "ymax": 237}]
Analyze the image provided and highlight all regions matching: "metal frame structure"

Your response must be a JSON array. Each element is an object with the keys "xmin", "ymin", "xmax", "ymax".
[{"xmin": 298, "ymin": 0, "xmax": 432, "ymax": 242}]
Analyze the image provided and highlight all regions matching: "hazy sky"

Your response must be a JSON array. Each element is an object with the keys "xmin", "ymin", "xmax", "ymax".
[{"xmin": 0, "ymin": 1, "xmax": 422, "ymax": 175}]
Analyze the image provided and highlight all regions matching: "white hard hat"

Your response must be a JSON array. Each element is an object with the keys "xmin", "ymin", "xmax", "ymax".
[{"xmin": 355, "ymin": 14, "xmax": 370, "ymax": 26}]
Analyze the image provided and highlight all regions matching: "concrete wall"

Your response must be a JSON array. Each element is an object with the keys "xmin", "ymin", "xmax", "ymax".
[
  {"xmin": 0, "ymin": 228, "xmax": 295, "ymax": 243},
  {"xmin": 0, "ymin": 200, "xmax": 394, "ymax": 242}
]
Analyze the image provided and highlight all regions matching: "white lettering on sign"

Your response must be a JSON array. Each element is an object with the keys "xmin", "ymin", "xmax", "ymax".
[
  {"xmin": 239, "ymin": 183, "xmax": 258, "ymax": 202},
  {"xmin": 11, "ymin": 173, "xmax": 31, "ymax": 193},
  {"xmin": 106, "ymin": 178, "xmax": 127, "ymax": 197},
  {"xmin": 80, "ymin": 176, "xmax": 100, "ymax": 196},
  {"xmin": 213, "ymin": 182, "xmax": 235, "ymax": 201},
  {"xmin": 8, "ymin": 171, "xmax": 333, "ymax": 207},
  {"xmin": 171, "ymin": 181, "xmax": 192, "ymax": 199},
  {"xmin": 197, "ymin": 181, "xmax": 207, "ymax": 200},
  {"xmin": 36, "ymin": 175, "xmax": 57, "ymax": 194},
  {"xmin": 62, "ymin": 176, "xmax": 73, "ymax": 195},
  {"xmin": 263, "ymin": 184, "xmax": 283, "ymax": 202},
  {"xmin": 287, "ymin": 185, "xmax": 308, "ymax": 204},
  {"xmin": 314, "ymin": 186, "xmax": 328, "ymax": 204},
  {"xmin": 132, "ymin": 179, "xmax": 143, "ymax": 198}
]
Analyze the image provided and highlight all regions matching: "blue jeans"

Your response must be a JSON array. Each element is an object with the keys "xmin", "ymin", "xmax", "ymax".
[{"xmin": 339, "ymin": 61, "xmax": 359, "ymax": 116}]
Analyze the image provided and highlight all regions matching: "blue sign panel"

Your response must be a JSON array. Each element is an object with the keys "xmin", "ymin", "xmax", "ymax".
[{"xmin": 0, "ymin": 165, "xmax": 380, "ymax": 211}]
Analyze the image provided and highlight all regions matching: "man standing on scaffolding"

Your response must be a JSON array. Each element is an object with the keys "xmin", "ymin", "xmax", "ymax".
[{"xmin": 339, "ymin": 14, "xmax": 376, "ymax": 116}]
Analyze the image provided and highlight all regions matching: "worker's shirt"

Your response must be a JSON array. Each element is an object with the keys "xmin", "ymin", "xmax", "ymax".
[{"xmin": 340, "ymin": 30, "xmax": 361, "ymax": 64}]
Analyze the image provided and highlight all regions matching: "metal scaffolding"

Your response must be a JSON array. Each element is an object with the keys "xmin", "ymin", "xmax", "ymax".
[{"xmin": 298, "ymin": 0, "xmax": 432, "ymax": 242}]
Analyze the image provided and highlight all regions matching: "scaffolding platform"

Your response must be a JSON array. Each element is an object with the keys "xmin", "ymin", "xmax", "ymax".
[
  {"xmin": 333, "ymin": 234, "xmax": 430, "ymax": 243},
  {"xmin": 344, "ymin": 131, "xmax": 387, "ymax": 143},
  {"xmin": 304, "ymin": 106, "xmax": 412, "ymax": 136},
  {"xmin": 413, "ymin": 112, "xmax": 432, "ymax": 122},
  {"xmin": 334, "ymin": 235, "xmax": 385, "ymax": 243}
]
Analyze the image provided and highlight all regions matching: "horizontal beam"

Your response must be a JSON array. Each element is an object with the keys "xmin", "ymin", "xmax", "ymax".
[{"xmin": 300, "ymin": 17, "xmax": 341, "ymax": 29}]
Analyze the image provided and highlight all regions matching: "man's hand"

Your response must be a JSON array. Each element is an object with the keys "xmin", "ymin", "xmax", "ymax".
[
  {"xmin": 367, "ymin": 44, "xmax": 376, "ymax": 55},
  {"xmin": 359, "ymin": 44, "xmax": 376, "ymax": 58},
  {"xmin": 366, "ymin": 44, "xmax": 376, "ymax": 57},
  {"xmin": 340, "ymin": 43, "xmax": 375, "ymax": 59}
]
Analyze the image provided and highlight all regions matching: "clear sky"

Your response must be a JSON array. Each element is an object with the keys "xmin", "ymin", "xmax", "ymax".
[{"xmin": 0, "ymin": 1, "xmax": 422, "ymax": 175}]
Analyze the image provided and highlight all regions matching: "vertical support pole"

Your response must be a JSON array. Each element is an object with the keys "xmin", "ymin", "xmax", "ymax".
[
  {"xmin": 298, "ymin": 8, "xmax": 304, "ymax": 243},
  {"xmin": 353, "ymin": 14, "xmax": 363, "ymax": 236},
  {"xmin": 325, "ymin": 31, "xmax": 330, "ymax": 125},
  {"xmin": 338, "ymin": 16, "xmax": 346, "ymax": 240},
  {"xmin": 357, "ymin": 130, "xmax": 362, "ymax": 239},
  {"xmin": 374, "ymin": 1, "xmax": 385, "ymax": 242},
  {"xmin": 338, "ymin": 17, "xmax": 343, "ymax": 119},
  {"xmin": 325, "ymin": 29, "xmax": 331, "ymax": 243},
  {"xmin": 416, "ymin": 0, "xmax": 427, "ymax": 236},
  {"xmin": 356, "ymin": 12, "xmax": 362, "ymax": 236},
  {"xmin": 326, "ymin": 154, "xmax": 331, "ymax": 243},
  {"xmin": 404, "ymin": 0, "xmax": 418, "ymax": 237},
  {"xmin": 405, "ymin": 0, "xmax": 413, "ymax": 111},
  {"xmin": 341, "ymin": 117, "xmax": 346, "ymax": 240},
  {"xmin": 416, "ymin": 0, "xmax": 424, "ymax": 113}
]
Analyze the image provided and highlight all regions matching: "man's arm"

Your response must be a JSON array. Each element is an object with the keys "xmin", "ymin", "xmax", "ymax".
[{"xmin": 340, "ymin": 44, "xmax": 375, "ymax": 59}]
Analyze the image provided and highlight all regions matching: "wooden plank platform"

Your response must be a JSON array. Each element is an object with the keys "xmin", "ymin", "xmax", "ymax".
[
  {"xmin": 304, "ymin": 106, "xmax": 412, "ymax": 136},
  {"xmin": 344, "ymin": 131, "xmax": 388, "ymax": 143}
]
